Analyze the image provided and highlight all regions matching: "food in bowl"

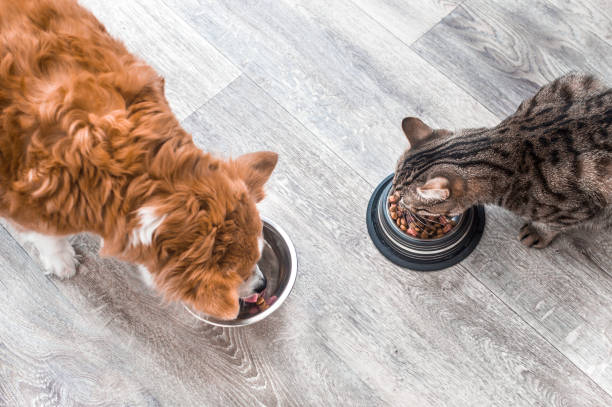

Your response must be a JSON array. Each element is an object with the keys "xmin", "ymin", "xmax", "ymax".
[
  {"xmin": 183, "ymin": 218, "xmax": 296, "ymax": 327},
  {"xmin": 241, "ymin": 293, "xmax": 278, "ymax": 315},
  {"xmin": 388, "ymin": 191, "xmax": 457, "ymax": 239}
]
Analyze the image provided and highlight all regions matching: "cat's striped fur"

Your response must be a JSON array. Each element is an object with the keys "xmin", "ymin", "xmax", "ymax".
[{"xmin": 393, "ymin": 73, "xmax": 612, "ymax": 248}]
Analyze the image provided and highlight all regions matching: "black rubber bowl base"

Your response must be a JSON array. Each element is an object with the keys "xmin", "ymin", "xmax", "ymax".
[{"xmin": 366, "ymin": 174, "xmax": 485, "ymax": 272}]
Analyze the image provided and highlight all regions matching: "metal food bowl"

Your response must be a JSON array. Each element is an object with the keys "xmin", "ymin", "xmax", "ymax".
[
  {"xmin": 184, "ymin": 218, "xmax": 297, "ymax": 327},
  {"xmin": 366, "ymin": 174, "xmax": 485, "ymax": 271}
]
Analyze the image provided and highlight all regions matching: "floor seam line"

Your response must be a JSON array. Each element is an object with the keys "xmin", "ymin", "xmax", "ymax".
[
  {"xmin": 347, "ymin": 0, "xmax": 502, "ymax": 121},
  {"xmin": 181, "ymin": 75, "xmax": 245, "ymax": 124},
  {"xmin": 461, "ymin": 263, "xmax": 612, "ymax": 399}
]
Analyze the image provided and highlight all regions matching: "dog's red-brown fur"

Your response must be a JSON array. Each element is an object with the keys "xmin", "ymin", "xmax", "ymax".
[{"xmin": 0, "ymin": 0, "xmax": 277, "ymax": 319}]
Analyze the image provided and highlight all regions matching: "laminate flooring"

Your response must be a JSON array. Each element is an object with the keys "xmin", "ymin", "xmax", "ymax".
[{"xmin": 1, "ymin": 0, "xmax": 611, "ymax": 405}]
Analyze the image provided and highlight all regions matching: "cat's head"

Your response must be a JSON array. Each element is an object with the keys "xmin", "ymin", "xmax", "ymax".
[{"xmin": 392, "ymin": 117, "xmax": 473, "ymax": 217}]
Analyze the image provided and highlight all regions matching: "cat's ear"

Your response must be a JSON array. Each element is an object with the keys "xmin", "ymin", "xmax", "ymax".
[
  {"xmin": 402, "ymin": 117, "xmax": 433, "ymax": 149},
  {"xmin": 417, "ymin": 177, "xmax": 450, "ymax": 201}
]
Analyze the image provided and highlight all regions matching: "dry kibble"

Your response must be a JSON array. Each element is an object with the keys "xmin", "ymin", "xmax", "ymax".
[
  {"xmin": 245, "ymin": 294, "xmax": 277, "ymax": 315},
  {"xmin": 256, "ymin": 296, "xmax": 270, "ymax": 311},
  {"xmin": 388, "ymin": 195, "xmax": 457, "ymax": 239}
]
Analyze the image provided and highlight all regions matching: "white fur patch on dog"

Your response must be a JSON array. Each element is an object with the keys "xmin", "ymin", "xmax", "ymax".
[
  {"xmin": 17, "ymin": 231, "xmax": 77, "ymax": 279},
  {"xmin": 238, "ymin": 264, "xmax": 265, "ymax": 298},
  {"xmin": 138, "ymin": 264, "xmax": 155, "ymax": 287},
  {"xmin": 258, "ymin": 235, "xmax": 264, "ymax": 257},
  {"xmin": 130, "ymin": 207, "xmax": 166, "ymax": 247}
]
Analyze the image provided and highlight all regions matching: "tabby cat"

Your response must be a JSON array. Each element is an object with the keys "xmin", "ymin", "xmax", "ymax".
[{"xmin": 392, "ymin": 73, "xmax": 612, "ymax": 248}]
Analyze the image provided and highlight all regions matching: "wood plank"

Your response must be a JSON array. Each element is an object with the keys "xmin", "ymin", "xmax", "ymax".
[
  {"xmin": 457, "ymin": 205, "xmax": 612, "ymax": 394},
  {"xmin": 351, "ymin": 0, "xmax": 460, "ymax": 45},
  {"xmin": 78, "ymin": 0, "xmax": 240, "ymax": 120},
  {"xmin": 411, "ymin": 0, "xmax": 612, "ymax": 117},
  {"xmin": 0, "ymin": 227, "xmax": 168, "ymax": 406},
  {"xmin": 557, "ymin": 0, "xmax": 612, "ymax": 44},
  {"xmin": 161, "ymin": 0, "xmax": 498, "ymax": 185}
]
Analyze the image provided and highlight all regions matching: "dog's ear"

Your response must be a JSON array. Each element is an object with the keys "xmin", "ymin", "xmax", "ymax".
[
  {"xmin": 183, "ymin": 276, "xmax": 241, "ymax": 320},
  {"xmin": 236, "ymin": 151, "xmax": 278, "ymax": 202}
]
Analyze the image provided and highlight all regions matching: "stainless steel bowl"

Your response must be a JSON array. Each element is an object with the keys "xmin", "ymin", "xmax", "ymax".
[
  {"xmin": 367, "ymin": 174, "xmax": 485, "ymax": 271},
  {"xmin": 184, "ymin": 217, "xmax": 297, "ymax": 327}
]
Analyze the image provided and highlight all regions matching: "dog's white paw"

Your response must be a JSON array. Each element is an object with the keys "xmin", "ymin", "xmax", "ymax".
[
  {"xmin": 3, "ymin": 224, "xmax": 79, "ymax": 279},
  {"xmin": 40, "ymin": 242, "xmax": 78, "ymax": 279}
]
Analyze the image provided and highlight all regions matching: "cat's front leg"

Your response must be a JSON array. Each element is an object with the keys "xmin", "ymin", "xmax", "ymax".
[{"xmin": 518, "ymin": 222, "xmax": 560, "ymax": 249}]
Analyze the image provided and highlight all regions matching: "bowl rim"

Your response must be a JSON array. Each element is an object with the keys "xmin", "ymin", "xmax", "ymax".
[
  {"xmin": 183, "ymin": 217, "xmax": 297, "ymax": 327},
  {"xmin": 367, "ymin": 173, "xmax": 485, "ymax": 271}
]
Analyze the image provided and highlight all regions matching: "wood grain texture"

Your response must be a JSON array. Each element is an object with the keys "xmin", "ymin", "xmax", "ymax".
[
  {"xmin": 411, "ymin": 0, "xmax": 612, "ymax": 117},
  {"xmin": 351, "ymin": 0, "xmax": 460, "ymax": 44},
  {"xmin": 161, "ymin": 0, "xmax": 498, "ymax": 185},
  {"xmin": 78, "ymin": 0, "xmax": 240, "ymax": 120},
  {"xmin": 457, "ymin": 205, "xmax": 612, "ymax": 394},
  {"xmin": 558, "ymin": 0, "xmax": 612, "ymax": 44},
  {"xmin": 0, "ymin": 227, "xmax": 160, "ymax": 406}
]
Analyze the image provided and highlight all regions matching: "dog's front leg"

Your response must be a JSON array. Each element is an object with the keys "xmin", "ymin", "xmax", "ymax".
[{"xmin": 4, "ymin": 221, "xmax": 78, "ymax": 279}]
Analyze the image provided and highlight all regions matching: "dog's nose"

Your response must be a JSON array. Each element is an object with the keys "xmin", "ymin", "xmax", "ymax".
[{"xmin": 255, "ymin": 274, "xmax": 267, "ymax": 293}]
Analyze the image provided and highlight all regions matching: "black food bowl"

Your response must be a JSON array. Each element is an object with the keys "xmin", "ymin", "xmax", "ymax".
[{"xmin": 366, "ymin": 174, "xmax": 485, "ymax": 271}]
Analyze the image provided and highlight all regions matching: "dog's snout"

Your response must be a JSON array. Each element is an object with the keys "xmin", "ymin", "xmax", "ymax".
[
  {"xmin": 255, "ymin": 273, "xmax": 267, "ymax": 293},
  {"xmin": 238, "ymin": 265, "xmax": 267, "ymax": 298}
]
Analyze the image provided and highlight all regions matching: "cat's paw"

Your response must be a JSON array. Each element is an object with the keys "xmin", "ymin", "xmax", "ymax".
[{"xmin": 518, "ymin": 223, "xmax": 557, "ymax": 249}]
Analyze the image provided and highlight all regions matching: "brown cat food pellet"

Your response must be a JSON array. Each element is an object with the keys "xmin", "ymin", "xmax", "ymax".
[
  {"xmin": 388, "ymin": 196, "xmax": 457, "ymax": 240},
  {"xmin": 256, "ymin": 296, "xmax": 270, "ymax": 311}
]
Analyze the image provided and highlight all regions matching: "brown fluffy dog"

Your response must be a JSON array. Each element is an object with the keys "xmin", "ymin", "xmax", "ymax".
[{"xmin": 0, "ymin": 0, "xmax": 277, "ymax": 319}]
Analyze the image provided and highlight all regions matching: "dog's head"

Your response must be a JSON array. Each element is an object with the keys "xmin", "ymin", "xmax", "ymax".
[{"xmin": 120, "ymin": 151, "xmax": 278, "ymax": 320}]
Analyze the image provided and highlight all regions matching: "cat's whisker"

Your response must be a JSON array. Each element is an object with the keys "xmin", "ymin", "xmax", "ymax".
[
  {"xmin": 414, "ymin": 214, "xmax": 443, "ymax": 225},
  {"xmin": 408, "ymin": 211, "xmax": 431, "ymax": 227}
]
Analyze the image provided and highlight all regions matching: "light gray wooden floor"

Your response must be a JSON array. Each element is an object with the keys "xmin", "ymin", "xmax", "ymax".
[{"xmin": 1, "ymin": 0, "xmax": 611, "ymax": 405}]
